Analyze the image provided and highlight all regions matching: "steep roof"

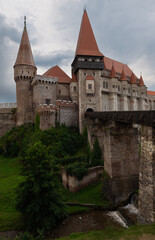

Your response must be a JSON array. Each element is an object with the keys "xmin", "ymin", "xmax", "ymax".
[
  {"xmin": 139, "ymin": 75, "xmax": 145, "ymax": 86},
  {"xmin": 104, "ymin": 57, "xmax": 135, "ymax": 78},
  {"xmin": 109, "ymin": 65, "xmax": 117, "ymax": 78},
  {"xmin": 14, "ymin": 23, "xmax": 36, "ymax": 68},
  {"xmin": 130, "ymin": 72, "xmax": 137, "ymax": 84},
  {"xmin": 147, "ymin": 91, "xmax": 155, "ymax": 96},
  {"xmin": 43, "ymin": 65, "xmax": 71, "ymax": 84},
  {"xmin": 75, "ymin": 10, "xmax": 103, "ymax": 57},
  {"xmin": 120, "ymin": 68, "xmax": 127, "ymax": 81}
]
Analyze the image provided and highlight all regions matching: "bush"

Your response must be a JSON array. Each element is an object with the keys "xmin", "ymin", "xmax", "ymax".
[
  {"xmin": 16, "ymin": 141, "xmax": 66, "ymax": 234},
  {"xmin": 65, "ymin": 162, "xmax": 88, "ymax": 181},
  {"xmin": 91, "ymin": 138, "xmax": 103, "ymax": 166}
]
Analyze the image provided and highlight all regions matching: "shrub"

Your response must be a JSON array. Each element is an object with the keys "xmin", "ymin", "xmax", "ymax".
[
  {"xmin": 65, "ymin": 162, "xmax": 88, "ymax": 181},
  {"xmin": 91, "ymin": 138, "xmax": 103, "ymax": 166}
]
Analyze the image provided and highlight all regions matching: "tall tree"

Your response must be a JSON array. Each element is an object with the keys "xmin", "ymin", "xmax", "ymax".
[{"xmin": 16, "ymin": 141, "xmax": 66, "ymax": 233}]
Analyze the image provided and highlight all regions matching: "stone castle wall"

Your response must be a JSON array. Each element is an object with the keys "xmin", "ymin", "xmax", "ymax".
[
  {"xmin": 138, "ymin": 126, "xmax": 155, "ymax": 223},
  {"xmin": 86, "ymin": 118, "xmax": 140, "ymax": 203},
  {"xmin": 0, "ymin": 108, "xmax": 16, "ymax": 137}
]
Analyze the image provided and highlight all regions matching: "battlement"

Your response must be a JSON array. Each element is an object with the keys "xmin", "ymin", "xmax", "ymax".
[
  {"xmin": 37, "ymin": 104, "xmax": 58, "ymax": 115},
  {"xmin": 56, "ymin": 100, "xmax": 77, "ymax": 107},
  {"xmin": 0, "ymin": 103, "xmax": 17, "ymax": 108},
  {"xmin": 32, "ymin": 75, "xmax": 58, "ymax": 86}
]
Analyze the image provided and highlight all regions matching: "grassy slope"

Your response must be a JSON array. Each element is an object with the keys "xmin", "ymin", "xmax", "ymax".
[
  {"xmin": 57, "ymin": 224, "xmax": 155, "ymax": 240},
  {"xmin": 0, "ymin": 155, "xmax": 23, "ymax": 231}
]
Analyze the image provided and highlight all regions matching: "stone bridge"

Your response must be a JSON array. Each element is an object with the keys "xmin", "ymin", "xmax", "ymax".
[{"xmin": 85, "ymin": 110, "xmax": 155, "ymax": 223}]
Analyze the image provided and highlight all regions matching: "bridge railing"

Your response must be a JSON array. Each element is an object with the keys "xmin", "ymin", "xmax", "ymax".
[{"xmin": 85, "ymin": 111, "xmax": 155, "ymax": 127}]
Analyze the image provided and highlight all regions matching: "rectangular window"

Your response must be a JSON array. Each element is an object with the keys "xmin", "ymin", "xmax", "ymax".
[
  {"xmin": 123, "ymin": 87, "xmax": 125, "ymax": 90},
  {"xmin": 88, "ymin": 84, "xmax": 92, "ymax": 90},
  {"xmin": 103, "ymin": 82, "xmax": 105, "ymax": 88},
  {"xmin": 133, "ymin": 90, "xmax": 135, "ymax": 93},
  {"xmin": 106, "ymin": 82, "xmax": 108, "ymax": 89},
  {"xmin": 73, "ymin": 86, "xmax": 76, "ymax": 92},
  {"xmin": 118, "ymin": 86, "xmax": 120, "ymax": 91},
  {"xmin": 113, "ymin": 85, "xmax": 115, "ymax": 88},
  {"xmin": 46, "ymin": 99, "xmax": 51, "ymax": 105}
]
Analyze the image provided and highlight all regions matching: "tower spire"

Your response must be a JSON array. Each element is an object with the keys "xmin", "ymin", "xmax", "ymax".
[
  {"xmin": 14, "ymin": 17, "xmax": 36, "ymax": 68},
  {"xmin": 75, "ymin": 10, "xmax": 103, "ymax": 57},
  {"xmin": 24, "ymin": 16, "xmax": 26, "ymax": 29}
]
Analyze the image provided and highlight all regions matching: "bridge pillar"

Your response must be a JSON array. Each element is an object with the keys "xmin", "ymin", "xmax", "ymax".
[
  {"xmin": 86, "ymin": 119, "xmax": 140, "ymax": 204},
  {"xmin": 138, "ymin": 126, "xmax": 155, "ymax": 223}
]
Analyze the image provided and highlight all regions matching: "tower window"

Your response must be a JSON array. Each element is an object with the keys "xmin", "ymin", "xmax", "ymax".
[
  {"xmin": 46, "ymin": 99, "xmax": 51, "ymax": 105},
  {"xmin": 88, "ymin": 84, "xmax": 92, "ymax": 90}
]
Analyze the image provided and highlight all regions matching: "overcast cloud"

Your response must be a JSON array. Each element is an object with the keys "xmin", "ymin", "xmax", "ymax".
[{"xmin": 0, "ymin": 0, "xmax": 155, "ymax": 102}]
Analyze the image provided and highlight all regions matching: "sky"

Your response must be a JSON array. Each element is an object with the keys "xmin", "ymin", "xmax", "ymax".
[{"xmin": 0, "ymin": 0, "xmax": 155, "ymax": 102}]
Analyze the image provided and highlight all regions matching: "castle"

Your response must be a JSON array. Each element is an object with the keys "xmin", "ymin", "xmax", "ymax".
[{"xmin": 1, "ymin": 10, "xmax": 155, "ymax": 135}]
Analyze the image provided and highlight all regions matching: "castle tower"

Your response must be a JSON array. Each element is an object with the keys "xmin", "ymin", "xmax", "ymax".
[
  {"xmin": 14, "ymin": 17, "xmax": 37, "ymax": 125},
  {"xmin": 71, "ymin": 10, "xmax": 104, "ymax": 132}
]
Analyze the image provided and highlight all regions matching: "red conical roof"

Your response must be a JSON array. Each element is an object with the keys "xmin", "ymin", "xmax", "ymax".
[
  {"xmin": 14, "ymin": 24, "xmax": 36, "ymax": 68},
  {"xmin": 75, "ymin": 10, "xmax": 103, "ymax": 57},
  {"xmin": 120, "ymin": 67, "xmax": 127, "ymax": 81},
  {"xmin": 130, "ymin": 72, "xmax": 137, "ymax": 84},
  {"xmin": 43, "ymin": 65, "xmax": 71, "ymax": 84},
  {"xmin": 139, "ymin": 75, "xmax": 145, "ymax": 86},
  {"xmin": 109, "ymin": 64, "xmax": 117, "ymax": 78}
]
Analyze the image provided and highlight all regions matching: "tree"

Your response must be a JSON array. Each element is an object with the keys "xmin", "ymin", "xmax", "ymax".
[
  {"xmin": 16, "ymin": 141, "xmax": 66, "ymax": 234},
  {"xmin": 91, "ymin": 138, "xmax": 102, "ymax": 166},
  {"xmin": 34, "ymin": 112, "xmax": 40, "ymax": 132}
]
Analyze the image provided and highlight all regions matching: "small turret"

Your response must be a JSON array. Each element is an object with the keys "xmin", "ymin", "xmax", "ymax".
[{"xmin": 14, "ymin": 17, "xmax": 37, "ymax": 125}]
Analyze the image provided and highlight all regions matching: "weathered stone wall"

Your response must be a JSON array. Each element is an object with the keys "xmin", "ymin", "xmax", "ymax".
[
  {"xmin": 0, "ymin": 108, "xmax": 16, "ymax": 137},
  {"xmin": 57, "ymin": 83, "xmax": 71, "ymax": 100},
  {"xmin": 138, "ymin": 126, "xmax": 155, "ymax": 223},
  {"xmin": 61, "ymin": 166, "xmax": 103, "ymax": 192},
  {"xmin": 86, "ymin": 119, "xmax": 140, "ymax": 203},
  {"xmin": 58, "ymin": 105, "xmax": 78, "ymax": 127}
]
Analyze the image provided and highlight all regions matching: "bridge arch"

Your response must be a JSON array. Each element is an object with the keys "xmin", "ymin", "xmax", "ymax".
[{"xmin": 86, "ymin": 108, "xmax": 94, "ymax": 112}]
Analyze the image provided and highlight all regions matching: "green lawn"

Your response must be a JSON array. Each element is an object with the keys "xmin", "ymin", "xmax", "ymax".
[
  {"xmin": 56, "ymin": 224, "xmax": 155, "ymax": 240},
  {"xmin": 0, "ymin": 155, "xmax": 23, "ymax": 231}
]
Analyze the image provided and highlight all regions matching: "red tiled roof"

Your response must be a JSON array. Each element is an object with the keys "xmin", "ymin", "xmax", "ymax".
[
  {"xmin": 139, "ymin": 75, "xmax": 145, "ymax": 86},
  {"xmin": 75, "ymin": 10, "xmax": 103, "ymax": 57},
  {"xmin": 120, "ymin": 68, "xmax": 127, "ymax": 81},
  {"xmin": 14, "ymin": 26, "xmax": 36, "ymax": 68},
  {"xmin": 109, "ymin": 65, "xmax": 117, "ymax": 78},
  {"xmin": 130, "ymin": 72, "xmax": 137, "ymax": 84},
  {"xmin": 104, "ymin": 57, "xmax": 134, "ymax": 78},
  {"xmin": 43, "ymin": 65, "xmax": 71, "ymax": 84},
  {"xmin": 85, "ymin": 75, "xmax": 94, "ymax": 80},
  {"xmin": 72, "ymin": 73, "xmax": 77, "ymax": 82},
  {"xmin": 147, "ymin": 91, "xmax": 155, "ymax": 96}
]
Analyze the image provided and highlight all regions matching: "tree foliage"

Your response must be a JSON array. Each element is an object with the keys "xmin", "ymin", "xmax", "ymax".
[
  {"xmin": 16, "ymin": 141, "xmax": 66, "ymax": 233},
  {"xmin": 91, "ymin": 138, "xmax": 103, "ymax": 166}
]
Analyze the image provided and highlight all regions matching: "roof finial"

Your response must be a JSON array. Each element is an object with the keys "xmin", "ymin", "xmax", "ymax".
[{"xmin": 24, "ymin": 16, "xmax": 26, "ymax": 29}]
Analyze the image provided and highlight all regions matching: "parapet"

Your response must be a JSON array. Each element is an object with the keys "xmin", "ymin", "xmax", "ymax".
[
  {"xmin": 37, "ymin": 104, "xmax": 58, "ymax": 115},
  {"xmin": 56, "ymin": 100, "xmax": 77, "ymax": 108},
  {"xmin": 32, "ymin": 75, "xmax": 58, "ymax": 86},
  {"xmin": 0, "ymin": 103, "xmax": 17, "ymax": 108}
]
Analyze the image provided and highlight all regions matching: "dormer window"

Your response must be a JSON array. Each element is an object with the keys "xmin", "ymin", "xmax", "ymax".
[{"xmin": 85, "ymin": 75, "xmax": 95, "ymax": 94}]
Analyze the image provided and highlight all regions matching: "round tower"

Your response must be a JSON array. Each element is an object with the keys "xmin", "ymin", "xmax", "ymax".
[{"xmin": 14, "ymin": 17, "xmax": 37, "ymax": 125}]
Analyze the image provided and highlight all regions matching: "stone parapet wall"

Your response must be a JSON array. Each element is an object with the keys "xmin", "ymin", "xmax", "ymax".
[
  {"xmin": 0, "ymin": 108, "xmax": 16, "ymax": 137},
  {"xmin": 62, "ymin": 166, "xmax": 103, "ymax": 192},
  {"xmin": 0, "ymin": 103, "xmax": 17, "ymax": 108},
  {"xmin": 138, "ymin": 126, "xmax": 155, "ymax": 223}
]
